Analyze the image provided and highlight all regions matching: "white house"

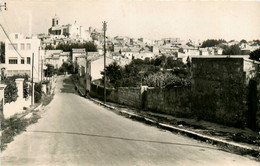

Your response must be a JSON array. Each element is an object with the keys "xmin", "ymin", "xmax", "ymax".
[
  {"xmin": 86, "ymin": 55, "xmax": 115, "ymax": 91},
  {"xmin": 48, "ymin": 14, "xmax": 91, "ymax": 41},
  {"xmin": 72, "ymin": 48, "xmax": 86, "ymax": 62},
  {"xmin": 5, "ymin": 33, "xmax": 43, "ymax": 82}
]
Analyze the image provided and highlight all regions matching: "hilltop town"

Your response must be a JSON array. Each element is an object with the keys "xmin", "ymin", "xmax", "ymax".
[{"xmin": 0, "ymin": 2, "xmax": 260, "ymax": 166}]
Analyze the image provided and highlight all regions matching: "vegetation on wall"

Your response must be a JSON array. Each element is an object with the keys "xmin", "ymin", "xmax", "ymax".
[
  {"xmin": 101, "ymin": 55, "xmax": 190, "ymax": 88},
  {"xmin": 249, "ymin": 48, "xmax": 260, "ymax": 61},
  {"xmin": 45, "ymin": 42, "xmax": 97, "ymax": 52}
]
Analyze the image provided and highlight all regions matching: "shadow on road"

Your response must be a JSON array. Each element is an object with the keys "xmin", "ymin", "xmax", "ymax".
[
  {"xmin": 60, "ymin": 77, "xmax": 76, "ymax": 94},
  {"xmin": 27, "ymin": 130, "xmax": 218, "ymax": 151}
]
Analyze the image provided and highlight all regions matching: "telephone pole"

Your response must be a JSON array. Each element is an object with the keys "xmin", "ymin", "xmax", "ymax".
[
  {"xmin": 31, "ymin": 53, "xmax": 34, "ymax": 106},
  {"xmin": 103, "ymin": 21, "xmax": 107, "ymax": 104}
]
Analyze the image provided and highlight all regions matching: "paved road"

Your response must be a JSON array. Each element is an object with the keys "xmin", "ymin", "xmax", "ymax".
[{"xmin": 1, "ymin": 76, "xmax": 258, "ymax": 166}]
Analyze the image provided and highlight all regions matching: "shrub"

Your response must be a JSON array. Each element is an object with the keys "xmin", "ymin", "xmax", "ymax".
[
  {"xmin": 4, "ymin": 79, "xmax": 18, "ymax": 103},
  {"xmin": 34, "ymin": 83, "xmax": 42, "ymax": 103}
]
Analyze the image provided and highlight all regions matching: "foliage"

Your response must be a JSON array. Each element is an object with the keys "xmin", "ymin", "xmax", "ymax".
[
  {"xmin": 57, "ymin": 62, "xmax": 74, "ymax": 75},
  {"xmin": 101, "ymin": 56, "xmax": 189, "ymax": 88},
  {"xmin": 7, "ymin": 74, "xmax": 30, "ymax": 99},
  {"xmin": 44, "ymin": 64, "xmax": 55, "ymax": 77},
  {"xmin": 201, "ymin": 39, "xmax": 226, "ymax": 48},
  {"xmin": 45, "ymin": 45, "xmax": 55, "ymax": 50},
  {"xmin": 34, "ymin": 83, "xmax": 42, "ymax": 103},
  {"xmin": 143, "ymin": 72, "xmax": 190, "ymax": 87},
  {"xmin": 240, "ymin": 39, "xmax": 247, "ymax": 44},
  {"xmin": 222, "ymin": 44, "xmax": 242, "ymax": 55},
  {"xmin": 56, "ymin": 42, "xmax": 97, "ymax": 52},
  {"xmin": 101, "ymin": 62, "xmax": 123, "ymax": 87},
  {"xmin": 251, "ymin": 40, "xmax": 260, "ymax": 46},
  {"xmin": 249, "ymin": 48, "xmax": 260, "ymax": 61},
  {"xmin": 178, "ymin": 48, "xmax": 184, "ymax": 53},
  {"xmin": 0, "ymin": 42, "xmax": 5, "ymax": 63},
  {"xmin": 4, "ymin": 78, "xmax": 18, "ymax": 104}
]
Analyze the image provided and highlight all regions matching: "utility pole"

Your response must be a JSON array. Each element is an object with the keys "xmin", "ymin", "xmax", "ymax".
[
  {"xmin": 103, "ymin": 21, "xmax": 107, "ymax": 104},
  {"xmin": 0, "ymin": 2, "xmax": 7, "ymax": 11},
  {"xmin": 31, "ymin": 53, "xmax": 34, "ymax": 106}
]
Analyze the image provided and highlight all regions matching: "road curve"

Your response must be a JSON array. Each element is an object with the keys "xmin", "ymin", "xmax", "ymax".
[{"xmin": 1, "ymin": 76, "xmax": 258, "ymax": 166}]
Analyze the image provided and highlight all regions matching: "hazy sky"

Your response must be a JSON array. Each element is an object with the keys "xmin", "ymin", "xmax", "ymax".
[{"xmin": 0, "ymin": 0, "xmax": 260, "ymax": 41}]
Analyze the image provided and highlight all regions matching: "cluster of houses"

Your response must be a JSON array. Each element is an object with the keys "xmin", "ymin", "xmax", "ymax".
[{"xmin": 0, "ymin": 14, "xmax": 260, "ymax": 86}]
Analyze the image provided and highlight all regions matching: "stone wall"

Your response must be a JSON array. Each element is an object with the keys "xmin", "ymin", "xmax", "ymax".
[
  {"xmin": 90, "ymin": 83, "xmax": 141, "ymax": 108},
  {"xmin": 191, "ymin": 57, "xmax": 246, "ymax": 126},
  {"xmin": 90, "ymin": 83, "xmax": 190, "ymax": 115},
  {"xmin": 144, "ymin": 86, "xmax": 191, "ymax": 117}
]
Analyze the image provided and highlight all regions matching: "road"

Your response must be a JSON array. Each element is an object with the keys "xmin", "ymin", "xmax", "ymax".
[{"xmin": 1, "ymin": 76, "xmax": 258, "ymax": 166}]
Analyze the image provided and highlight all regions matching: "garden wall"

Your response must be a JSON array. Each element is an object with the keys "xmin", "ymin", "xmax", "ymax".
[
  {"xmin": 191, "ymin": 57, "xmax": 247, "ymax": 127},
  {"xmin": 144, "ymin": 86, "xmax": 191, "ymax": 117},
  {"xmin": 89, "ymin": 83, "xmax": 141, "ymax": 108}
]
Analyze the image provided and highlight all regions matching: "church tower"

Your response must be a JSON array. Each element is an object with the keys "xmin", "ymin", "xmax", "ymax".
[{"xmin": 52, "ymin": 14, "xmax": 59, "ymax": 27}]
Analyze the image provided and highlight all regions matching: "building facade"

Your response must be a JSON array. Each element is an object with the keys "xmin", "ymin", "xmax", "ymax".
[{"xmin": 5, "ymin": 33, "xmax": 42, "ymax": 82}]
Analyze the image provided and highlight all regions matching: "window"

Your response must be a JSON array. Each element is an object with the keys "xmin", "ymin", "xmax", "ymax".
[
  {"xmin": 9, "ymin": 59, "xmax": 18, "ymax": 64},
  {"xmin": 21, "ymin": 43, "xmax": 25, "ymax": 50},
  {"xmin": 27, "ymin": 57, "xmax": 31, "ymax": 64},
  {"xmin": 21, "ymin": 59, "xmax": 25, "ymax": 64},
  {"xmin": 15, "ymin": 34, "xmax": 18, "ymax": 39},
  {"xmin": 26, "ymin": 43, "xmax": 31, "ymax": 50}
]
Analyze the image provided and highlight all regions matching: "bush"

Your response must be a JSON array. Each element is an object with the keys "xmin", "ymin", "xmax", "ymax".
[
  {"xmin": 4, "ymin": 79, "xmax": 18, "ymax": 104},
  {"xmin": 34, "ymin": 83, "xmax": 42, "ymax": 103}
]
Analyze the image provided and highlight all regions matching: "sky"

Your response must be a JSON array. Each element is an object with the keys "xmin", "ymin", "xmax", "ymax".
[{"xmin": 0, "ymin": 0, "xmax": 260, "ymax": 42}]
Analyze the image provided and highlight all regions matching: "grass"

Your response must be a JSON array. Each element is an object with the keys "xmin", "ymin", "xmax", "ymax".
[{"xmin": 0, "ymin": 93, "xmax": 54, "ymax": 151}]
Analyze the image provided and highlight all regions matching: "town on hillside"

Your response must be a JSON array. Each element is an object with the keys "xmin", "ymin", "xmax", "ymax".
[{"xmin": 0, "ymin": 1, "xmax": 260, "ymax": 165}]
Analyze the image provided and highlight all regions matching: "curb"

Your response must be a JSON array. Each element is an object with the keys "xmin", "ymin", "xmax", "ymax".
[
  {"xmin": 72, "ymin": 78, "xmax": 86, "ymax": 97},
  {"xmin": 71, "ymin": 77, "xmax": 259, "ymax": 160},
  {"xmin": 88, "ymin": 96, "xmax": 260, "ymax": 159}
]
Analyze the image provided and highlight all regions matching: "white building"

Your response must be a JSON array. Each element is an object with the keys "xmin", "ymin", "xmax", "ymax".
[
  {"xmin": 44, "ymin": 50, "xmax": 70, "ymax": 69},
  {"xmin": 48, "ymin": 14, "xmax": 91, "ymax": 41},
  {"xmin": 86, "ymin": 55, "xmax": 115, "ymax": 91},
  {"xmin": 5, "ymin": 33, "xmax": 43, "ymax": 82}
]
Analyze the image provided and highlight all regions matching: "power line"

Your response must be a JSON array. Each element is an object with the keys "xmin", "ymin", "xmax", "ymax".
[{"xmin": 0, "ymin": 24, "xmax": 39, "ymax": 73}]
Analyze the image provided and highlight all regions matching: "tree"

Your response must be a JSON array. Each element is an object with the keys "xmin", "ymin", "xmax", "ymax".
[
  {"xmin": 222, "ymin": 44, "xmax": 242, "ymax": 55},
  {"xmin": 0, "ymin": 42, "xmax": 5, "ymax": 63},
  {"xmin": 249, "ymin": 48, "xmax": 260, "ymax": 61},
  {"xmin": 240, "ymin": 39, "xmax": 247, "ymax": 44},
  {"xmin": 143, "ymin": 72, "xmax": 190, "ymax": 87},
  {"xmin": 45, "ymin": 44, "xmax": 55, "ymax": 50},
  {"xmin": 45, "ymin": 64, "xmax": 55, "ymax": 77},
  {"xmin": 4, "ymin": 78, "xmax": 18, "ymax": 104},
  {"xmin": 201, "ymin": 39, "xmax": 226, "ymax": 48},
  {"xmin": 101, "ymin": 62, "xmax": 123, "ymax": 87},
  {"xmin": 178, "ymin": 48, "xmax": 184, "ymax": 53}
]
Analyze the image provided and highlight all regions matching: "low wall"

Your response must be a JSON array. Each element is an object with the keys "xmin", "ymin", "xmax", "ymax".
[
  {"xmin": 90, "ymin": 83, "xmax": 141, "ymax": 108},
  {"xmin": 90, "ymin": 83, "xmax": 190, "ymax": 115},
  {"xmin": 144, "ymin": 86, "xmax": 191, "ymax": 117}
]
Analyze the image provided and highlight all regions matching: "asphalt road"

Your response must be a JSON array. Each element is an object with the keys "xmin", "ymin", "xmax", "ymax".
[{"xmin": 1, "ymin": 76, "xmax": 258, "ymax": 166}]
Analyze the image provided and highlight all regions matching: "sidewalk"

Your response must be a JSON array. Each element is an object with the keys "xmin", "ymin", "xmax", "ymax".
[{"xmin": 72, "ymin": 77, "xmax": 260, "ymax": 161}]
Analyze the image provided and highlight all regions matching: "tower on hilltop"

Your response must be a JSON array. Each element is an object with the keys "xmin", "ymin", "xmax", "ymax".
[{"xmin": 52, "ymin": 14, "xmax": 59, "ymax": 27}]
